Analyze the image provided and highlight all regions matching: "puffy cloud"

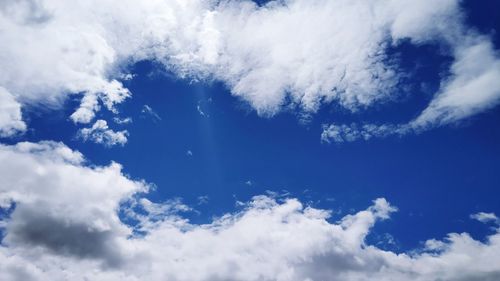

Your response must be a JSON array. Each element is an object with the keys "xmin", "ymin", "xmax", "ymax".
[
  {"xmin": 211, "ymin": 0, "xmax": 397, "ymax": 114},
  {"xmin": 77, "ymin": 119, "xmax": 128, "ymax": 147},
  {"xmin": 0, "ymin": 87, "xmax": 26, "ymax": 137},
  {"xmin": 0, "ymin": 141, "xmax": 148, "ymax": 269},
  {"xmin": 0, "ymin": 0, "xmax": 219, "ymax": 132},
  {"xmin": 0, "ymin": 141, "xmax": 500, "ymax": 280},
  {"xmin": 0, "ymin": 0, "xmax": 499, "ymax": 140},
  {"xmin": 0, "ymin": 0, "xmax": 131, "ymax": 124}
]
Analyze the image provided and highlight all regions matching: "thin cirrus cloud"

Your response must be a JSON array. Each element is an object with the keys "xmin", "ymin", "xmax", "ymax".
[
  {"xmin": 0, "ymin": 141, "xmax": 499, "ymax": 280},
  {"xmin": 0, "ymin": 0, "xmax": 499, "ymax": 142}
]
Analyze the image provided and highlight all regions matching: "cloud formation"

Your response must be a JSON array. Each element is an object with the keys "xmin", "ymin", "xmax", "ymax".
[
  {"xmin": 321, "ymin": 123, "xmax": 404, "ymax": 143},
  {"xmin": 1, "ymin": 142, "xmax": 500, "ymax": 280},
  {"xmin": 0, "ymin": 141, "xmax": 147, "ymax": 269},
  {"xmin": 471, "ymin": 212, "xmax": 500, "ymax": 225},
  {"xmin": 78, "ymin": 119, "xmax": 128, "ymax": 146},
  {"xmin": 0, "ymin": 0, "xmax": 499, "ymax": 141},
  {"xmin": 0, "ymin": 87, "xmax": 26, "ymax": 137},
  {"xmin": 1, "ymin": 2, "xmax": 499, "ymax": 279}
]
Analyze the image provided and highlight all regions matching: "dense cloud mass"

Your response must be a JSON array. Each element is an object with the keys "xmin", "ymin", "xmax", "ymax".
[
  {"xmin": 0, "ymin": 0, "xmax": 499, "ymax": 142},
  {"xmin": 0, "ymin": 142, "xmax": 499, "ymax": 280}
]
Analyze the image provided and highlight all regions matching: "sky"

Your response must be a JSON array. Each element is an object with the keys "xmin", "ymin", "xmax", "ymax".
[{"xmin": 1, "ymin": 0, "xmax": 500, "ymax": 280}]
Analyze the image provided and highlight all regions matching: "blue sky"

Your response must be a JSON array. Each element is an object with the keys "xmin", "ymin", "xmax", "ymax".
[
  {"xmin": 17, "ymin": 57, "xmax": 500, "ymax": 251},
  {"xmin": 1, "ymin": 0, "xmax": 500, "ymax": 280}
]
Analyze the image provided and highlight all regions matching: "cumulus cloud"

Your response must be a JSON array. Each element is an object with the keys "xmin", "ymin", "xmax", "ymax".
[
  {"xmin": 0, "ymin": 141, "xmax": 499, "ymax": 280},
  {"xmin": 0, "ymin": 0, "xmax": 131, "ymax": 125},
  {"xmin": 0, "ymin": 141, "xmax": 148, "ymax": 268},
  {"xmin": 0, "ymin": 87, "xmax": 26, "ymax": 137},
  {"xmin": 77, "ymin": 119, "xmax": 128, "ymax": 147},
  {"xmin": 0, "ymin": 0, "xmax": 499, "ymax": 140}
]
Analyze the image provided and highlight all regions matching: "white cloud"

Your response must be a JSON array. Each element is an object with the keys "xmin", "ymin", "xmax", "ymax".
[
  {"xmin": 197, "ymin": 195, "xmax": 209, "ymax": 205},
  {"xmin": 321, "ymin": 123, "xmax": 405, "ymax": 143},
  {"xmin": 471, "ymin": 212, "xmax": 499, "ymax": 225},
  {"xmin": 411, "ymin": 39, "xmax": 500, "ymax": 129},
  {"xmin": 0, "ymin": 141, "xmax": 148, "ymax": 269},
  {"xmin": 1, "ymin": 141, "xmax": 500, "ymax": 280},
  {"xmin": 0, "ymin": 87, "xmax": 26, "ymax": 137},
  {"xmin": 70, "ymin": 93, "xmax": 101, "ymax": 124},
  {"xmin": 0, "ymin": 0, "xmax": 499, "ymax": 139},
  {"xmin": 78, "ymin": 119, "xmax": 128, "ymax": 147},
  {"xmin": 141, "ymin": 105, "xmax": 162, "ymax": 122},
  {"xmin": 0, "ymin": 0, "xmax": 131, "ymax": 125},
  {"xmin": 322, "ymin": 20, "xmax": 500, "ymax": 142},
  {"xmin": 197, "ymin": 104, "xmax": 208, "ymax": 117},
  {"xmin": 1, "ymin": 2, "xmax": 499, "ymax": 279},
  {"xmin": 114, "ymin": 117, "xmax": 133, "ymax": 125}
]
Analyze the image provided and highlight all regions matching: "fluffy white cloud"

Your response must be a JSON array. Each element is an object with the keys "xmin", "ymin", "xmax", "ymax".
[
  {"xmin": 0, "ymin": 0, "xmax": 131, "ymax": 125},
  {"xmin": 0, "ymin": 141, "xmax": 146, "ymax": 220},
  {"xmin": 1, "ymin": 0, "xmax": 499, "ymax": 140},
  {"xmin": 1, "ymin": 141, "xmax": 500, "ymax": 281},
  {"xmin": 0, "ymin": 141, "xmax": 148, "ymax": 269},
  {"xmin": 0, "ymin": 87, "xmax": 26, "ymax": 137},
  {"xmin": 78, "ymin": 119, "xmax": 128, "ymax": 146}
]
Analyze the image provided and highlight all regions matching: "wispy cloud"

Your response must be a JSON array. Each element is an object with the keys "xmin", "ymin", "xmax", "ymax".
[{"xmin": 141, "ymin": 105, "xmax": 162, "ymax": 122}]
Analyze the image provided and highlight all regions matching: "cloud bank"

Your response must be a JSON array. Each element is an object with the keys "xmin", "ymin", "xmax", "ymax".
[
  {"xmin": 0, "ymin": 0, "xmax": 499, "ymax": 142},
  {"xmin": 0, "ymin": 141, "xmax": 499, "ymax": 280}
]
